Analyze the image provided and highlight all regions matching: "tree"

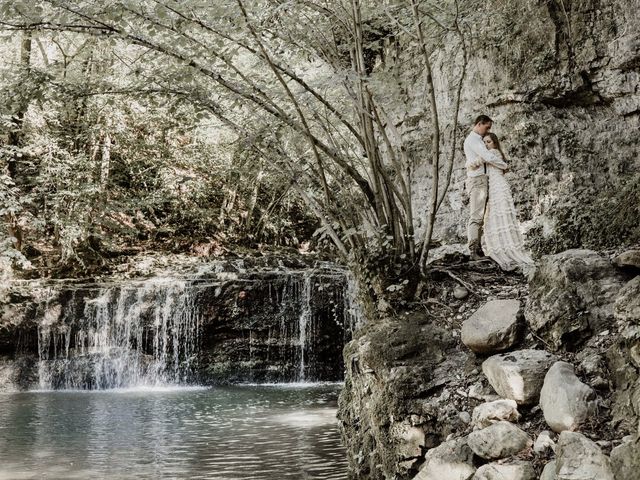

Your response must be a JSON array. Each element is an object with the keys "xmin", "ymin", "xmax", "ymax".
[{"xmin": 0, "ymin": 0, "xmax": 469, "ymax": 307}]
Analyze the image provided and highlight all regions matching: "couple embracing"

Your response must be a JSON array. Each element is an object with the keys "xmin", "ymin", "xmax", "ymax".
[{"xmin": 464, "ymin": 115, "xmax": 534, "ymax": 272}]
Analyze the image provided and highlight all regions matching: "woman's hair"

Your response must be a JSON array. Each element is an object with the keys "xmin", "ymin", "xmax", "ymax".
[{"xmin": 485, "ymin": 132, "xmax": 507, "ymax": 161}]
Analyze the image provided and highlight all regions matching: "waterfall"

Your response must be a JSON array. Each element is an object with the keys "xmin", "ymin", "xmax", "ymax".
[
  {"xmin": 297, "ymin": 272, "xmax": 313, "ymax": 382},
  {"xmin": 7, "ymin": 258, "xmax": 365, "ymax": 390},
  {"xmin": 36, "ymin": 278, "xmax": 200, "ymax": 390}
]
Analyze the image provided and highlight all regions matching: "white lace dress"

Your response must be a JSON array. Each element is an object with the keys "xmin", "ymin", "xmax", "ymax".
[{"xmin": 481, "ymin": 151, "xmax": 534, "ymax": 272}]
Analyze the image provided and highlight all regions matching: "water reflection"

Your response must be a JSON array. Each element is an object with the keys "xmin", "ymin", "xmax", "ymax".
[{"xmin": 0, "ymin": 385, "xmax": 347, "ymax": 479}]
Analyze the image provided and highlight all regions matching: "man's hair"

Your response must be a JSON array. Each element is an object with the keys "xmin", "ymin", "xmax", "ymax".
[{"xmin": 474, "ymin": 114, "xmax": 493, "ymax": 125}]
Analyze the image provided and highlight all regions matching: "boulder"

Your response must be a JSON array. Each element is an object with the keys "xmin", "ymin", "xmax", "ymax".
[
  {"xmin": 467, "ymin": 421, "xmax": 532, "ymax": 460},
  {"xmin": 539, "ymin": 361, "xmax": 597, "ymax": 432},
  {"xmin": 540, "ymin": 461, "xmax": 556, "ymax": 480},
  {"xmin": 413, "ymin": 436, "xmax": 475, "ymax": 480},
  {"xmin": 533, "ymin": 430, "xmax": 556, "ymax": 454},
  {"xmin": 525, "ymin": 250, "xmax": 626, "ymax": 349},
  {"xmin": 482, "ymin": 349, "xmax": 557, "ymax": 404},
  {"xmin": 614, "ymin": 276, "xmax": 640, "ymax": 324},
  {"xmin": 462, "ymin": 300, "xmax": 521, "ymax": 353},
  {"xmin": 472, "ymin": 399, "xmax": 520, "ymax": 429},
  {"xmin": 472, "ymin": 461, "xmax": 536, "ymax": 480},
  {"xmin": 555, "ymin": 431, "xmax": 614, "ymax": 480},
  {"xmin": 610, "ymin": 435, "xmax": 640, "ymax": 480},
  {"xmin": 613, "ymin": 249, "xmax": 640, "ymax": 270}
]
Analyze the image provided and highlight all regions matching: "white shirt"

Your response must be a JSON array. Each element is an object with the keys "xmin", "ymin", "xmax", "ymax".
[{"xmin": 463, "ymin": 131, "xmax": 508, "ymax": 177}]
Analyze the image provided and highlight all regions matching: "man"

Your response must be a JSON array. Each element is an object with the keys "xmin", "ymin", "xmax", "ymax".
[{"xmin": 463, "ymin": 115, "xmax": 508, "ymax": 260}]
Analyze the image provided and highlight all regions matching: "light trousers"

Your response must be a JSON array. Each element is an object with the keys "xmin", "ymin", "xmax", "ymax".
[{"xmin": 466, "ymin": 175, "xmax": 488, "ymax": 248}]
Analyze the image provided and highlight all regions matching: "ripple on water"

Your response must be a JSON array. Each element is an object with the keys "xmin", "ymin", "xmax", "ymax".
[{"xmin": 0, "ymin": 384, "xmax": 347, "ymax": 480}]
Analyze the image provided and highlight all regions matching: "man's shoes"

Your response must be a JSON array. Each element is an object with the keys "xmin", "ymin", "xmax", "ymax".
[
  {"xmin": 470, "ymin": 251, "xmax": 483, "ymax": 261},
  {"xmin": 468, "ymin": 243, "xmax": 485, "ymax": 261}
]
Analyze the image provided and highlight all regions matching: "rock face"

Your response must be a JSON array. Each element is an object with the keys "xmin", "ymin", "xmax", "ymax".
[
  {"xmin": 410, "ymin": 0, "xmax": 640, "ymax": 254},
  {"xmin": 467, "ymin": 421, "xmax": 532, "ymax": 460},
  {"xmin": 539, "ymin": 361, "xmax": 597, "ymax": 432},
  {"xmin": 555, "ymin": 431, "xmax": 614, "ymax": 480},
  {"xmin": 482, "ymin": 349, "xmax": 557, "ymax": 404},
  {"xmin": 613, "ymin": 276, "xmax": 640, "ymax": 324},
  {"xmin": 607, "ymin": 275, "xmax": 640, "ymax": 431},
  {"xmin": 610, "ymin": 436, "xmax": 640, "ymax": 480},
  {"xmin": 462, "ymin": 300, "xmax": 522, "ymax": 353},
  {"xmin": 613, "ymin": 250, "xmax": 640, "ymax": 270},
  {"xmin": 338, "ymin": 311, "xmax": 469, "ymax": 480},
  {"xmin": 472, "ymin": 461, "xmax": 536, "ymax": 480},
  {"xmin": 413, "ymin": 437, "xmax": 475, "ymax": 480},
  {"xmin": 472, "ymin": 399, "xmax": 520, "ymax": 429},
  {"xmin": 525, "ymin": 250, "xmax": 627, "ymax": 349}
]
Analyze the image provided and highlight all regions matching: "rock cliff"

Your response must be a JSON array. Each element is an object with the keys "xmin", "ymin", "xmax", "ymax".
[{"xmin": 406, "ymin": 0, "xmax": 639, "ymax": 254}]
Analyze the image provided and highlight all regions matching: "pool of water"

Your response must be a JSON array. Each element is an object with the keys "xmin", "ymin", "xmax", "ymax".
[{"xmin": 0, "ymin": 384, "xmax": 347, "ymax": 479}]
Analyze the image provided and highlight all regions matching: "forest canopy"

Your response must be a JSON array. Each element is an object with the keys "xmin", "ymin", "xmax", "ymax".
[{"xmin": 0, "ymin": 0, "xmax": 469, "ymax": 290}]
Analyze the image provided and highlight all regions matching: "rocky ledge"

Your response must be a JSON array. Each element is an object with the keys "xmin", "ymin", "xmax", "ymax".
[{"xmin": 338, "ymin": 248, "xmax": 639, "ymax": 479}]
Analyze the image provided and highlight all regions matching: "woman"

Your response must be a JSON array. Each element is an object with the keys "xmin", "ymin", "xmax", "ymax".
[{"xmin": 474, "ymin": 133, "xmax": 534, "ymax": 272}]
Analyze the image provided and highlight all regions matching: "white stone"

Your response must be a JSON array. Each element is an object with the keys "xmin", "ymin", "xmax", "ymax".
[
  {"xmin": 482, "ymin": 349, "xmax": 557, "ymax": 404},
  {"xmin": 462, "ymin": 299, "xmax": 521, "ymax": 353},
  {"xmin": 539, "ymin": 361, "xmax": 597, "ymax": 433},
  {"xmin": 533, "ymin": 430, "xmax": 556, "ymax": 454},
  {"xmin": 459, "ymin": 411, "xmax": 471, "ymax": 424},
  {"xmin": 390, "ymin": 421, "xmax": 425, "ymax": 458},
  {"xmin": 540, "ymin": 461, "xmax": 556, "ymax": 480},
  {"xmin": 467, "ymin": 421, "xmax": 532, "ymax": 460},
  {"xmin": 472, "ymin": 461, "xmax": 536, "ymax": 480},
  {"xmin": 454, "ymin": 286, "xmax": 469, "ymax": 299},
  {"xmin": 472, "ymin": 399, "xmax": 520, "ymax": 429},
  {"xmin": 556, "ymin": 431, "xmax": 614, "ymax": 480},
  {"xmin": 413, "ymin": 437, "xmax": 475, "ymax": 480}
]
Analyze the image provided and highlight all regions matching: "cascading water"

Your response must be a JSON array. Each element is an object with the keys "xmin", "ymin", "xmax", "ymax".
[
  {"xmin": 36, "ymin": 278, "xmax": 200, "ymax": 390},
  {"xmin": 2, "ymin": 258, "xmax": 363, "ymax": 390}
]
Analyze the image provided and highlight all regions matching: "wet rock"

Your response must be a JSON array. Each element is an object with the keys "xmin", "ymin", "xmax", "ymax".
[
  {"xmin": 540, "ymin": 461, "xmax": 556, "ymax": 480},
  {"xmin": 467, "ymin": 421, "xmax": 532, "ymax": 460},
  {"xmin": 0, "ymin": 356, "xmax": 37, "ymax": 392},
  {"xmin": 471, "ymin": 399, "xmax": 520, "ymax": 429},
  {"xmin": 462, "ymin": 300, "xmax": 521, "ymax": 354},
  {"xmin": 613, "ymin": 249, "xmax": 640, "ymax": 270},
  {"xmin": 413, "ymin": 437, "xmax": 475, "ymax": 480},
  {"xmin": 482, "ymin": 349, "xmax": 557, "ymax": 404},
  {"xmin": 610, "ymin": 435, "xmax": 640, "ymax": 480},
  {"xmin": 525, "ymin": 250, "xmax": 626, "ymax": 350},
  {"xmin": 534, "ymin": 430, "xmax": 556, "ymax": 454},
  {"xmin": 555, "ymin": 431, "xmax": 614, "ymax": 480},
  {"xmin": 472, "ymin": 461, "xmax": 536, "ymax": 480},
  {"xmin": 540, "ymin": 362, "xmax": 597, "ymax": 432}
]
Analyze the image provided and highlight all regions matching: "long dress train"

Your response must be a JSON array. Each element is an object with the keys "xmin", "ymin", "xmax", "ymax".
[{"xmin": 481, "ymin": 152, "xmax": 534, "ymax": 272}]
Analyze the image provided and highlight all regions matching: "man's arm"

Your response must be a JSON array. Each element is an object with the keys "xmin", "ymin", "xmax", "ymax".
[
  {"xmin": 470, "ymin": 138, "xmax": 508, "ymax": 169},
  {"xmin": 465, "ymin": 156, "xmax": 484, "ymax": 169}
]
